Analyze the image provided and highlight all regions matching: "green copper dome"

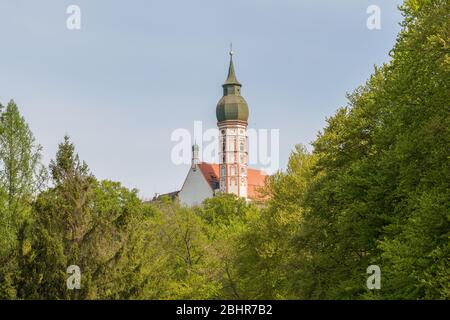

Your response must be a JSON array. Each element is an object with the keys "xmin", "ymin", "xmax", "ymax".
[
  {"xmin": 216, "ymin": 95, "xmax": 249, "ymax": 122},
  {"xmin": 216, "ymin": 52, "xmax": 249, "ymax": 123}
]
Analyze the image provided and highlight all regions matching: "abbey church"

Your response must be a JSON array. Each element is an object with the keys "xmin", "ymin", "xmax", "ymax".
[{"xmin": 158, "ymin": 52, "xmax": 267, "ymax": 206}]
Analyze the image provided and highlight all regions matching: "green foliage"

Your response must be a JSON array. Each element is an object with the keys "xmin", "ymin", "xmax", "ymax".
[
  {"xmin": 0, "ymin": 100, "xmax": 45, "ymax": 299},
  {"xmin": 268, "ymin": 0, "xmax": 450, "ymax": 299},
  {"xmin": 198, "ymin": 193, "xmax": 258, "ymax": 299},
  {"xmin": 143, "ymin": 200, "xmax": 222, "ymax": 299},
  {"xmin": 232, "ymin": 146, "xmax": 315, "ymax": 299},
  {"xmin": 0, "ymin": 100, "xmax": 45, "ymax": 252},
  {"xmin": 18, "ymin": 137, "xmax": 156, "ymax": 299},
  {"xmin": 198, "ymin": 193, "xmax": 249, "ymax": 225}
]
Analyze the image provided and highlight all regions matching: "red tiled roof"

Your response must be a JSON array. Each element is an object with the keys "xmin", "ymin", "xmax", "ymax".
[
  {"xmin": 198, "ymin": 163, "xmax": 220, "ymax": 190},
  {"xmin": 247, "ymin": 167, "xmax": 268, "ymax": 200},
  {"xmin": 198, "ymin": 162, "xmax": 268, "ymax": 200}
]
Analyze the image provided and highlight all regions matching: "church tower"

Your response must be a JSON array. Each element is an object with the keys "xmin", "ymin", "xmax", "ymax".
[
  {"xmin": 191, "ymin": 142, "xmax": 200, "ymax": 168},
  {"xmin": 216, "ymin": 50, "xmax": 249, "ymax": 198}
]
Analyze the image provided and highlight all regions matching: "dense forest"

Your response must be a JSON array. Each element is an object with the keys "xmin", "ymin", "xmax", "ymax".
[{"xmin": 0, "ymin": 0, "xmax": 448, "ymax": 300}]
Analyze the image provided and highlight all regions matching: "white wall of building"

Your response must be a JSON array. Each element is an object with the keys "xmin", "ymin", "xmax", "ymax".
[{"xmin": 178, "ymin": 166, "xmax": 214, "ymax": 206}]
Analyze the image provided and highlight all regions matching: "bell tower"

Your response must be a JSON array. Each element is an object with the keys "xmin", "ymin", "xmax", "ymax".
[
  {"xmin": 191, "ymin": 142, "xmax": 200, "ymax": 168},
  {"xmin": 216, "ymin": 49, "xmax": 249, "ymax": 198}
]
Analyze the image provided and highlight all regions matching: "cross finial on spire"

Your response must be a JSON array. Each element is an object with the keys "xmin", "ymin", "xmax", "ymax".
[{"xmin": 229, "ymin": 42, "xmax": 234, "ymax": 57}]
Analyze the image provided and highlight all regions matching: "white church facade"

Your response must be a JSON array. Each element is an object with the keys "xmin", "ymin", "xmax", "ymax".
[{"xmin": 157, "ymin": 51, "xmax": 268, "ymax": 206}]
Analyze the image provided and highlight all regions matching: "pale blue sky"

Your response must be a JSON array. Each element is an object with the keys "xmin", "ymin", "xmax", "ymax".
[{"xmin": 0, "ymin": 0, "xmax": 403, "ymax": 199}]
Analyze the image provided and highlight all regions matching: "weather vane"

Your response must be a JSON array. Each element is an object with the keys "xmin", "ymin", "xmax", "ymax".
[{"xmin": 229, "ymin": 42, "xmax": 234, "ymax": 56}]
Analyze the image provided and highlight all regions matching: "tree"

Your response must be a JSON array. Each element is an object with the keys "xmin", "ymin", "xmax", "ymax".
[
  {"xmin": 143, "ymin": 200, "xmax": 221, "ymax": 299},
  {"xmin": 198, "ymin": 193, "xmax": 249, "ymax": 225},
  {"xmin": 229, "ymin": 145, "xmax": 316, "ymax": 299},
  {"xmin": 374, "ymin": 0, "xmax": 450, "ymax": 299},
  {"xmin": 286, "ymin": 0, "xmax": 450, "ymax": 299},
  {"xmin": 20, "ymin": 136, "xmax": 156, "ymax": 299},
  {"xmin": 196, "ymin": 193, "xmax": 258, "ymax": 299},
  {"xmin": 0, "ymin": 100, "xmax": 45, "ymax": 299}
]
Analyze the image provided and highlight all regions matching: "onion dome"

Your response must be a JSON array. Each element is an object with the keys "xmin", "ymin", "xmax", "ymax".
[{"xmin": 216, "ymin": 50, "xmax": 249, "ymax": 123}]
